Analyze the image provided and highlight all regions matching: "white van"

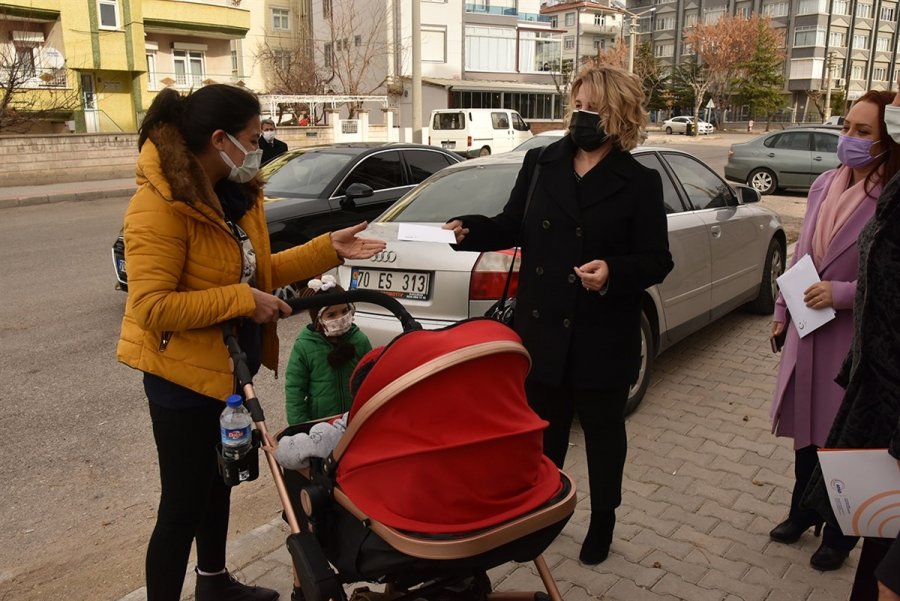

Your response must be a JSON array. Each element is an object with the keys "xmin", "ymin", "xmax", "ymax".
[{"xmin": 429, "ymin": 108, "xmax": 532, "ymax": 158}]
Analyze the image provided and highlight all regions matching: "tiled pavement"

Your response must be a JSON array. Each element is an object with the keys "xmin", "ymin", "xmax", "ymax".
[{"xmin": 121, "ymin": 308, "xmax": 858, "ymax": 601}]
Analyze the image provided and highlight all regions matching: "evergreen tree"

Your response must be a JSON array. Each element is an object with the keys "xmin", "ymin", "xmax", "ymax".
[
  {"xmin": 733, "ymin": 18, "xmax": 785, "ymax": 125},
  {"xmin": 634, "ymin": 42, "xmax": 668, "ymax": 111}
]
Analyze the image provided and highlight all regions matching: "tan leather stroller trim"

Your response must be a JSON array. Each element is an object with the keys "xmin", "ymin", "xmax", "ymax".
[
  {"xmin": 332, "ymin": 472, "xmax": 576, "ymax": 561},
  {"xmin": 333, "ymin": 339, "xmax": 531, "ymax": 461}
]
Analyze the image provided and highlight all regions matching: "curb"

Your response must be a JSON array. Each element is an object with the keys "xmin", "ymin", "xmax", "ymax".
[{"xmin": 0, "ymin": 186, "xmax": 136, "ymax": 210}]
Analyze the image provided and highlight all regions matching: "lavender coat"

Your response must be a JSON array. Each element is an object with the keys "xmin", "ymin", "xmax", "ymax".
[{"xmin": 770, "ymin": 169, "xmax": 879, "ymax": 449}]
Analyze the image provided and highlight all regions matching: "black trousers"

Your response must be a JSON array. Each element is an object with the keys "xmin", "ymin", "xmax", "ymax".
[
  {"xmin": 850, "ymin": 537, "xmax": 893, "ymax": 601},
  {"xmin": 794, "ymin": 445, "xmax": 859, "ymax": 552},
  {"xmin": 146, "ymin": 400, "xmax": 232, "ymax": 601},
  {"xmin": 525, "ymin": 379, "xmax": 629, "ymax": 513}
]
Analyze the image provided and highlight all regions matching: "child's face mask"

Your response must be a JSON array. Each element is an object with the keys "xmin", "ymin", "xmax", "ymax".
[{"xmin": 320, "ymin": 310, "xmax": 354, "ymax": 337}]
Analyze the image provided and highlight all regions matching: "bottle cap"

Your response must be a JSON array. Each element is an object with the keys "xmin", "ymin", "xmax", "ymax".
[{"xmin": 226, "ymin": 394, "xmax": 243, "ymax": 408}]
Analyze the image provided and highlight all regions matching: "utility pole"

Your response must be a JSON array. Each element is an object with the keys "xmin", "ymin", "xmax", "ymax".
[
  {"xmin": 823, "ymin": 51, "xmax": 835, "ymax": 121},
  {"xmin": 612, "ymin": 5, "xmax": 654, "ymax": 74},
  {"xmin": 411, "ymin": 0, "xmax": 422, "ymax": 143},
  {"xmin": 628, "ymin": 15, "xmax": 637, "ymax": 74}
]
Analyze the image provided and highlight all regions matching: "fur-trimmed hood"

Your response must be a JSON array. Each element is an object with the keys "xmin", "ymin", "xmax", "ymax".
[{"xmin": 136, "ymin": 122, "xmax": 261, "ymax": 218}]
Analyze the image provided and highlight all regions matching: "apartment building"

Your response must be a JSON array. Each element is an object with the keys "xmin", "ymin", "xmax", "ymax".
[
  {"xmin": 0, "ymin": 0, "xmax": 250, "ymax": 133},
  {"xmin": 540, "ymin": 0, "xmax": 626, "ymax": 68},
  {"xmin": 307, "ymin": 0, "xmax": 567, "ymax": 129},
  {"xmin": 626, "ymin": 0, "xmax": 900, "ymax": 119}
]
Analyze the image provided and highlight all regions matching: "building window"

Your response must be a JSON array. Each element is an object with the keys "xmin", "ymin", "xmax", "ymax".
[
  {"xmin": 563, "ymin": 35, "xmax": 574, "ymax": 49},
  {"xmin": 655, "ymin": 43, "xmax": 674, "ymax": 57},
  {"xmin": 564, "ymin": 12, "xmax": 576, "ymax": 26},
  {"xmin": 794, "ymin": 26, "xmax": 826, "ymax": 47},
  {"xmin": 231, "ymin": 49, "xmax": 238, "ymax": 76},
  {"xmin": 762, "ymin": 1, "xmax": 789, "ymax": 16},
  {"xmin": 549, "ymin": 16, "xmax": 558, "ymax": 27},
  {"xmin": 173, "ymin": 50, "xmax": 204, "ymax": 87},
  {"xmin": 873, "ymin": 66, "xmax": 888, "ymax": 81},
  {"xmin": 880, "ymin": 4, "xmax": 895, "ymax": 19},
  {"xmin": 655, "ymin": 16, "xmax": 675, "ymax": 30},
  {"xmin": 876, "ymin": 36, "xmax": 891, "ymax": 51},
  {"xmin": 449, "ymin": 90, "xmax": 561, "ymax": 120},
  {"xmin": 797, "ymin": 0, "xmax": 827, "ymax": 13},
  {"xmin": 683, "ymin": 12, "xmax": 698, "ymax": 26},
  {"xmin": 465, "ymin": 25, "xmax": 516, "ymax": 72},
  {"xmin": 145, "ymin": 51, "xmax": 158, "ymax": 89},
  {"xmin": 738, "ymin": 6, "xmax": 751, "ymax": 16},
  {"xmin": 422, "ymin": 25, "xmax": 446, "ymax": 62},
  {"xmin": 272, "ymin": 8, "xmax": 290, "ymax": 30},
  {"xmin": 323, "ymin": 0, "xmax": 332, "ymax": 19},
  {"xmin": 853, "ymin": 33, "xmax": 869, "ymax": 49},
  {"xmin": 851, "ymin": 64, "xmax": 865, "ymax": 80},
  {"xmin": 832, "ymin": 0, "xmax": 850, "ymax": 13},
  {"xmin": 324, "ymin": 42, "xmax": 333, "ymax": 67},
  {"xmin": 519, "ymin": 30, "xmax": 561, "ymax": 73},
  {"xmin": 16, "ymin": 46, "xmax": 35, "ymax": 78},
  {"xmin": 703, "ymin": 8, "xmax": 725, "ymax": 22},
  {"xmin": 829, "ymin": 30, "xmax": 846, "ymax": 47},
  {"xmin": 272, "ymin": 49, "xmax": 291, "ymax": 71},
  {"xmin": 98, "ymin": 0, "xmax": 119, "ymax": 29},
  {"xmin": 856, "ymin": 3, "xmax": 872, "ymax": 17}
]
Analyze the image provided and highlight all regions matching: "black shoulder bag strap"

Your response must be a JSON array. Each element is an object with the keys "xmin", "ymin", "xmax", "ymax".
[{"xmin": 496, "ymin": 147, "xmax": 544, "ymax": 311}]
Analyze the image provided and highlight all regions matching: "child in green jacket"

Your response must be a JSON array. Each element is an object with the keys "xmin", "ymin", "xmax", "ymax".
[{"xmin": 284, "ymin": 275, "xmax": 372, "ymax": 424}]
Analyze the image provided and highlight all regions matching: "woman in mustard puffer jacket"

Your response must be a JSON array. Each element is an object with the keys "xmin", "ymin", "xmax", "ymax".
[{"xmin": 116, "ymin": 85, "xmax": 384, "ymax": 601}]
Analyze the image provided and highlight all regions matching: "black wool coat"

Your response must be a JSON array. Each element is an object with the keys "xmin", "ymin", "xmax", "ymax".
[
  {"xmin": 454, "ymin": 138, "xmax": 673, "ymax": 389},
  {"xmin": 260, "ymin": 136, "xmax": 289, "ymax": 165}
]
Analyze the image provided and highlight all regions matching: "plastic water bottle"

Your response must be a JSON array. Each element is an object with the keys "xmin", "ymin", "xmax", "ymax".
[{"xmin": 220, "ymin": 394, "xmax": 252, "ymax": 463}]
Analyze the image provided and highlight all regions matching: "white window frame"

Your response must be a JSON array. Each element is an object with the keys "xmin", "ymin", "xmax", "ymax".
[
  {"xmin": 564, "ymin": 35, "xmax": 574, "ymax": 49},
  {"xmin": 853, "ymin": 33, "xmax": 869, "ymax": 49},
  {"xmin": 832, "ymin": 0, "xmax": 850, "ymax": 13},
  {"xmin": 829, "ymin": 30, "xmax": 846, "ymax": 47},
  {"xmin": 880, "ymin": 4, "xmax": 895, "ymax": 19},
  {"xmin": 146, "ymin": 49, "xmax": 158, "ymax": 90},
  {"xmin": 797, "ymin": 0, "xmax": 827, "ymax": 14},
  {"xmin": 851, "ymin": 64, "xmax": 865, "ymax": 80},
  {"xmin": 876, "ymin": 36, "xmax": 891, "ymax": 52},
  {"xmin": 564, "ymin": 12, "xmax": 576, "ymax": 26},
  {"xmin": 873, "ymin": 66, "xmax": 888, "ymax": 81},
  {"xmin": 173, "ymin": 49, "xmax": 205, "ymax": 88},
  {"xmin": 856, "ymin": 3, "xmax": 872, "ymax": 17},
  {"xmin": 271, "ymin": 7, "xmax": 290, "ymax": 31},
  {"xmin": 793, "ymin": 26, "xmax": 826, "ymax": 47},
  {"xmin": 421, "ymin": 25, "xmax": 447, "ymax": 63},
  {"xmin": 98, "ymin": 0, "xmax": 120, "ymax": 30},
  {"xmin": 762, "ymin": 1, "xmax": 789, "ymax": 17}
]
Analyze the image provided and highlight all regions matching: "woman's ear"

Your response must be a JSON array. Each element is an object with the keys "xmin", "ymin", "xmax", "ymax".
[{"xmin": 210, "ymin": 129, "xmax": 227, "ymax": 151}]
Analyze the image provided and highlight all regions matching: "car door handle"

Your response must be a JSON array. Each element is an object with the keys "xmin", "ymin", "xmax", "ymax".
[
  {"xmin": 813, "ymin": 156, "xmax": 823, "ymax": 161},
  {"xmin": 767, "ymin": 153, "xmax": 776, "ymax": 158},
  {"xmin": 710, "ymin": 225, "xmax": 722, "ymax": 239}
]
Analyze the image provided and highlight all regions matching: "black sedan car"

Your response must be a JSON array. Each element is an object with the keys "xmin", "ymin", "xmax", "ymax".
[{"xmin": 112, "ymin": 143, "xmax": 461, "ymax": 291}]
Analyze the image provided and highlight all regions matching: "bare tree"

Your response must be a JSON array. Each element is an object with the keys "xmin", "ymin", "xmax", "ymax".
[
  {"xmin": 594, "ymin": 39, "xmax": 629, "ymax": 70},
  {"xmin": 317, "ymin": 0, "xmax": 393, "ymax": 117},
  {"xmin": 256, "ymin": 27, "xmax": 328, "ymax": 124},
  {"xmin": 0, "ymin": 40, "xmax": 79, "ymax": 133}
]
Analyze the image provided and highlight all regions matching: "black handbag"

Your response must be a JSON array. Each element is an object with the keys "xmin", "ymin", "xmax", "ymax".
[{"xmin": 484, "ymin": 149, "xmax": 544, "ymax": 325}]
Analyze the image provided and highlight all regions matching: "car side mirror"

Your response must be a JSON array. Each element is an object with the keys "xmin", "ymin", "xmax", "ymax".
[
  {"xmin": 736, "ymin": 185, "xmax": 761, "ymax": 204},
  {"xmin": 525, "ymin": 122, "xmax": 531, "ymax": 131},
  {"xmin": 340, "ymin": 183, "xmax": 374, "ymax": 210}
]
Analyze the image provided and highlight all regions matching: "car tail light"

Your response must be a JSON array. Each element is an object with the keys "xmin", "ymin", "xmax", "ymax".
[
  {"xmin": 467, "ymin": 135, "xmax": 472, "ymax": 148},
  {"xmin": 470, "ymin": 249, "xmax": 520, "ymax": 300}
]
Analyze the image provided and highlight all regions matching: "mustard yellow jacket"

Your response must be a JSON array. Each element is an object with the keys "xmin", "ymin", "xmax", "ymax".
[{"xmin": 117, "ymin": 123, "xmax": 340, "ymax": 401}]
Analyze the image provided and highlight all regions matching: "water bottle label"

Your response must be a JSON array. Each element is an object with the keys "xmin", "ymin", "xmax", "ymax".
[{"xmin": 222, "ymin": 425, "xmax": 251, "ymax": 443}]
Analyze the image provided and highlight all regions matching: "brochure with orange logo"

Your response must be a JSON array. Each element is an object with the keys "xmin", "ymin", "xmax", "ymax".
[{"xmin": 817, "ymin": 449, "xmax": 900, "ymax": 538}]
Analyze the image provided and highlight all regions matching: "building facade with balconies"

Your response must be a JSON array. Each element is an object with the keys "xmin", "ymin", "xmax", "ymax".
[
  {"xmin": 0, "ymin": 0, "xmax": 249, "ymax": 133},
  {"xmin": 540, "ymin": 0, "xmax": 626, "ymax": 69}
]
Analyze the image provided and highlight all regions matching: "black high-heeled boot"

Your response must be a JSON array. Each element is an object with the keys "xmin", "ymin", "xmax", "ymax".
[
  {"xmin": 580, "ymin": 511, "xmax": 615, "ymax": 565},
  {"xmin": 769, "ymin": 517, "xmax": 823, "ymax": 544},
  {"xmin": 194, "ymin": 569, "xmax": 280, "ymax": 601}
]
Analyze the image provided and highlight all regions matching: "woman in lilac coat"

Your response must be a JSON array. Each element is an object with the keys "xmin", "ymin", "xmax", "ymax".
[{"xmin": 769, "ymin": 90, "xmax": 900, "ymax": 571}]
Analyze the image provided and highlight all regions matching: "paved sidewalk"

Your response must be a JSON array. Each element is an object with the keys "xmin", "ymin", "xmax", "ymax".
[
  {"xmin": 119, "ymin": 309, "xmax": 857, "ymax": 601},
  {"xmin": 0, "ymin": 177, "xmax": 135, "ymax": 209}
]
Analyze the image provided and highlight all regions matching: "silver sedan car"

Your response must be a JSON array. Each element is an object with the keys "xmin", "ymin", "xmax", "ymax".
[{"xmin": 339, "ymin": 148, "xmax": 786, "ymax": 413}]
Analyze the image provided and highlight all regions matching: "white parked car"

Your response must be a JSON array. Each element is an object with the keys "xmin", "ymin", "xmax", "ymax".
[
  {"xmin": 339, "ymin": 148, "xmax": 785, "ymax": 413},
  {"xmin": 663, "ymin": 116, "xmax": 715, "ymax": 135}
]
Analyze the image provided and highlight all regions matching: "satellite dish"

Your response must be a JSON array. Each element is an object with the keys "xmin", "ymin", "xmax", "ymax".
[{"xmin": 40, "ymin": 47, "xmax": 64, "ymax": 70}]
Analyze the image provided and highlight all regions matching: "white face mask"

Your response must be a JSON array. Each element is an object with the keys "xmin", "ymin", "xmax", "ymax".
[
  {"xmin": 320, "ymin": 311, "xmax": 354, "ymax": 337},
  {"xmin": 262, "ymin": 131, "xmax": 276, "ymax": 142},
  {"xmin": 885, "ymin": 105, "xmax": 900, "ymax": 144},
  {"xmin": 220, "ymin": 133, "xmax": 263, "ymax": 183}
]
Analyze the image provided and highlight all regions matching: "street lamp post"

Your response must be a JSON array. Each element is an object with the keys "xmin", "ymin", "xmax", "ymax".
[
  {"xmin": 824, "ymin": 51, "xmax": 835, "ymax": 121},
  {"xmin": 614, "ymin": 5, "xmax": 655, "ymax": 74}
]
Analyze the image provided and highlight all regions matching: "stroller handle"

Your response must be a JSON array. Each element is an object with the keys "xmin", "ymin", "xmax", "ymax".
[{"xmin": 286, "ymin": 289, "xmax": 422, "ymax": 333}]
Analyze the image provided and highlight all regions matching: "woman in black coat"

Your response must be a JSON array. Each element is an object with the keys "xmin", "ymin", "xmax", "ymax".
[
  {"xmin": 803, "ymin": 92, "xmax": 900, "ymax": 599},
  {"xmin": 445, "ymin": 65, "xmax": 673, "ymax": 565}
]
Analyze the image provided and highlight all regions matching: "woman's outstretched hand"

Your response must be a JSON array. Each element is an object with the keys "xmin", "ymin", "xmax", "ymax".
[
  {"xmin": 442, "ymin": 219, "xmax": 469, "ymax": 244},
  {"xmin": 331, "ymin": 222, "xmax": 386, "ymax": 259}
]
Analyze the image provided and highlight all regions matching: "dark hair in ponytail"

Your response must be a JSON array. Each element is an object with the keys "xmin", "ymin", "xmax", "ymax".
[{"xmin": 138, "ymin": 85, "xmax": 261, "ymax": 151}]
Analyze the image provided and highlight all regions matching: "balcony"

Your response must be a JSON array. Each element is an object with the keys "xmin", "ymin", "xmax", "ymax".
[
  {"xmin": 1, "ymin": 67, "xmax": 68, "ymax": 88},
  {"xmin": 464, "ymin": 3, "xmax": 517, "ymax": 17},
  {"xmin": 147, "ymin": 70, "xmax": 244, "ymax": 91},
  {"xmin": 583, "ymin": 23, "xmax": 620, "ymax": 35},
  {"xmin": 518, "ymin": 12, "xmax": 552, "ymax": 23},
  {"xmin": 142, "ymin": 0, "xmax": 250, "ymax": 39}
]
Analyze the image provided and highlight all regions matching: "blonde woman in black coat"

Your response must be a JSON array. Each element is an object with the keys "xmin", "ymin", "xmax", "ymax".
[{"xmin": 445, "ymin": 65, "xmax": 673, "ymax": 565}]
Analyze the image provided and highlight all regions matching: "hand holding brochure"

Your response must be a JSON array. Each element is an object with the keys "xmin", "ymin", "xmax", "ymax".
[
  {"xmin": 397, "ymin": 223, "xmax": 457, "ymax": 244},
  {"xmin": 774, "ymin": 253, "xmax": 836, "ymax": 338},
  {"xmin": 817, "ymin": 449, "xmax": 900, "ymax": 538}
]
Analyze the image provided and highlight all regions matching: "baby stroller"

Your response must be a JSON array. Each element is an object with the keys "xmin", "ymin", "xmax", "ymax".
[{"xmin": 225, "ymin": 290, "xmax": 576, "ymax": 601}]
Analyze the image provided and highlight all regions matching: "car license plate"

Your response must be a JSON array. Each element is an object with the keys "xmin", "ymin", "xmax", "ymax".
[
  {"xmin": 349, "ymin": 268, "xmax": 430, "ymax": 300},
  {"xmin": 441, "ymin": 141, "xmax": 455, "ymax": 149},
  {"xmin": 117, "ymin": 258, "xmax": 126, "ymax": 273}
]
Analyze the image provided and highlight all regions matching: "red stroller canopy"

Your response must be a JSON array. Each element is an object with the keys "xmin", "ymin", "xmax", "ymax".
[{"xmin": 335, "ymin": 320, "xmax": 561, "ymax": 534}]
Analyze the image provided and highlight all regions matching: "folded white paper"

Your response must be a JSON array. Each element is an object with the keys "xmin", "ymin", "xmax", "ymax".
[
  {"xmin": 397, "ymin": 223, "xmax": 457, "ymax": 244},
  {"xmin": 817, "ymin": 448, "xmax": 900, "ymax": 538},
  {"xmin": 775, "ymin": 253, "xmax": 836, "ymax": 338}
]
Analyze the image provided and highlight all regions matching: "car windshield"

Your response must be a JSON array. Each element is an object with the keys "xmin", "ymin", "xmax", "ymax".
[
  {"xmin": 513, "ymin": 135, "xmax": 563, "ymax": 152},
  {"xmin": 379, "ymin": 163, "xmax": 520, "ymax": 223},
  {"xmin": 263, "ymin": 151, "xmax": 354, "ymax": 197}
]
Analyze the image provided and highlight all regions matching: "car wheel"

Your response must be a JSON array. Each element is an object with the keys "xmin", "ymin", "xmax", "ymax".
[
  {"xmin": 665, "ymin": 126, "xmax": 673, "ymax": 135},
  {"xmin": 625, "ymin": 310, "xmax": 655, "ymax": 415},
  {"xmin": 747, "ymin": 168, "xmax": 778, "ymax": 195},
  {"xmin": 745, "ymin": 238, "xmax": 785, "ymax": 315},
  {"xmin": 478, "ymin": 146, "xmax": 491, "ymax": 157}
]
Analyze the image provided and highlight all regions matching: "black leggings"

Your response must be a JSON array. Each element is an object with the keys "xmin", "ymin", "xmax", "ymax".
[
  {"xmin": 525, "ymin": 379, "xmax": 629, "ymax": 512},
  {"xmin": 146, "ymin": 400, "xmax": 231, "ymax": 601}
]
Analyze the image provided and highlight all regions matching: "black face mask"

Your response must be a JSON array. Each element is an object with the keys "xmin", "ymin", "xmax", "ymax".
[{"xmin": 569, "ymin": 110, "xmax": 609, "ymax": 151}]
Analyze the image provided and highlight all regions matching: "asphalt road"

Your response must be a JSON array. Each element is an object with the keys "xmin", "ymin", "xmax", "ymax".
[{"xmin": 0, "ymin": 133, "xmax": 808, "ymax": 601}]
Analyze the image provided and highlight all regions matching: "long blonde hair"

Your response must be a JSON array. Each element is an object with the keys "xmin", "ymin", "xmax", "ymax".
[{"xmin": 568, "ymin": 65, "xmax": 648, "ymax": 151}]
